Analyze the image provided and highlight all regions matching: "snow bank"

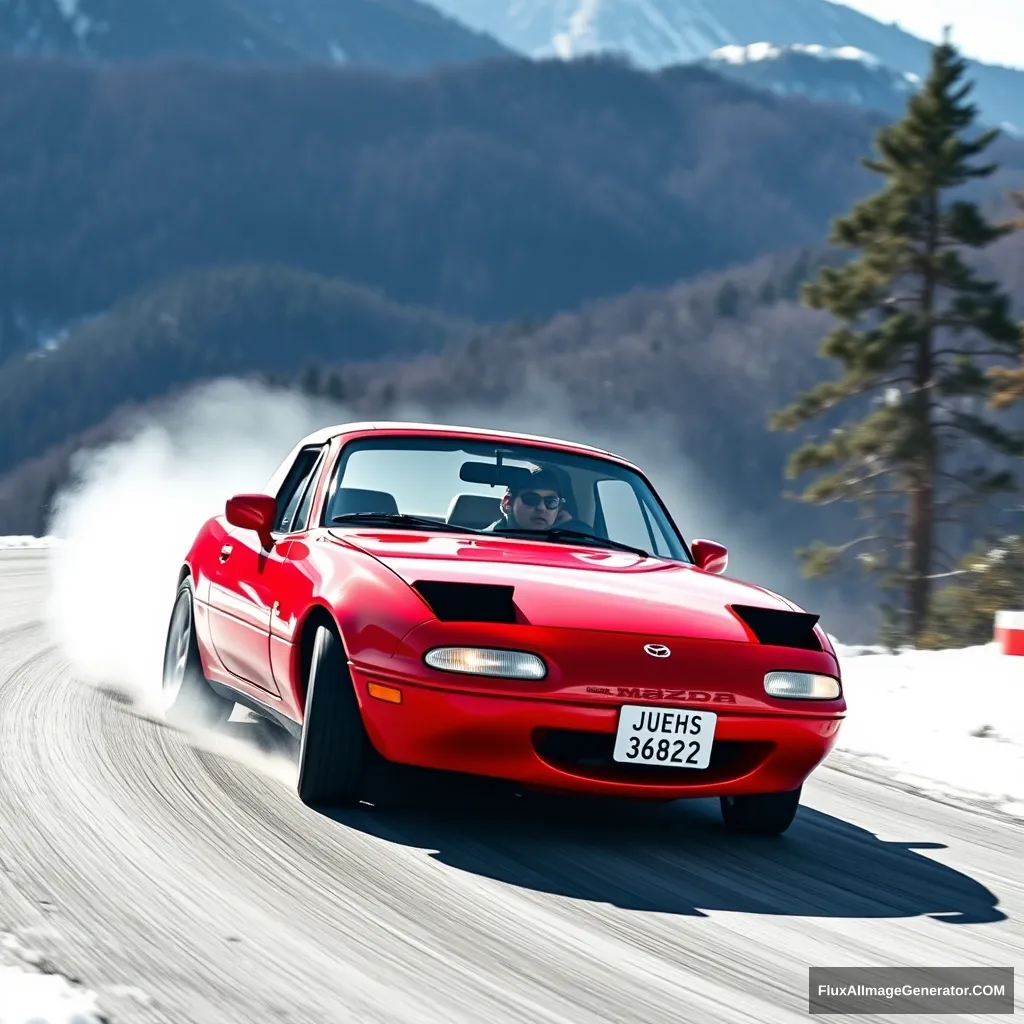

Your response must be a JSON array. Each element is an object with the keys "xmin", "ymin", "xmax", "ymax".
[
  {"xmin": 833, "ymin": 641, "xmax": 1024, "ymax": 818},
  {"xmin": 0, "ymin": 536, "xmax": 59, "ymax": 549},
  {"xmin": 0, "ymin": 964, "xmax": 104, "ymax": 1024}
]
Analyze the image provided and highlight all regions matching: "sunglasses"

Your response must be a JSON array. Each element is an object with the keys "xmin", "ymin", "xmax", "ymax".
[{"xmin": 518, "ymin": 491, "xmax": 562, "ymax": 510}]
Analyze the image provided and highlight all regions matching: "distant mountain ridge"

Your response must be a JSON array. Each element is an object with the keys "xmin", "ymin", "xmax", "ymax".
[
  {"xmin": 0, "ymin": 0, "xmax": 512, "ymax": 72},
  {"xmin": 3, "ymin": 52, "xmax": 1024, "ymax": 366},
  {"xmin": 428, "ymin": 0, "xmax": 1024, "ymax": 130},
  {"xmin": 699, "ymin": 43, "xmax": 921, "ymax": 120}
]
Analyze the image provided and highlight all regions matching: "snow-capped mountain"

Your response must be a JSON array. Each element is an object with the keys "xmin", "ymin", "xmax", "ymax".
[
  {"xmin": 700, "ymin": 43, "xmax": 920, "ymax": 119},
  {"xmin": 424, "ymin": 0, "xmax": 948, "ymax": 68},
  {"xmin": 0, "ymin": 0, "xmax": 512, "ymax": 71},
  {"xmin": 429, "ymin": 0, "xmax": 1024, "ymax": 130}
]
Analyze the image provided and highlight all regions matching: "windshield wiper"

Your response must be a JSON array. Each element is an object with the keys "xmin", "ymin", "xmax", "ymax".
[
  {"xmin": 497, "ymin": 526, "xmax": 651, "ymax": 559},
  {"xmin": 329, "ymin": 513, "xmax": 483, "ymax": 534},
  {"xmin": 547, "ymin": 528, "xmax": 652, "ymax": 558},
  {"xmin": 330, "ymin": 515, "xmax": 651, "ymax": 557}
]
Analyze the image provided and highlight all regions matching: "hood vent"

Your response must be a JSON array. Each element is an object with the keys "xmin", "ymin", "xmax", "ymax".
[
  {"xmin": 413, "ymin": 580, "xmax": 518, "ymax": 624},
  {"xmin": 731, "ymin": 605, "xmax": 822, "ymax": 651}
]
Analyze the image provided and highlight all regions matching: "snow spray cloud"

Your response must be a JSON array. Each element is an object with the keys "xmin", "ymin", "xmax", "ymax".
[
  {"xmin": 44, "ymin": 370, "xmax": 826, "ymax": 720},
  {"xmin": 44, "ymin": 379, "xmax": 351, "ymax": 715}
]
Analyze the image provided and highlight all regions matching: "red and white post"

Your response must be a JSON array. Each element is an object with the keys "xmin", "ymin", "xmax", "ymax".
[{"xmin": 994, "ymin": 611, "xmax": 1024, "ymax": 655}]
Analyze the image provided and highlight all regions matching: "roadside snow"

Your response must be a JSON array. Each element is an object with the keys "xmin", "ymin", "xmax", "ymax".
[
  {"xmin": 833, "ymin": 641, "xmax": 1024, "ymax": 819},
  {"xmin": 0, "ymin": 964, "xmax": 104, "ymax": 1024},
  {"xmin": 0, "ymin": 536, "xmax": 59, "ymax": 549}
]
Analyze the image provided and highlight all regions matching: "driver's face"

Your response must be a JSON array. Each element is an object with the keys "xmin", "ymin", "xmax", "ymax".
[{"xmin": 511, "ymin": 489, "xmax": 561, "ymax": 530}]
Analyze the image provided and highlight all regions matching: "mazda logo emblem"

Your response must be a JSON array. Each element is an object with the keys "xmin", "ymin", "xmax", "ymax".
[{"xmin": 644, "ymin": 643, "xmax": 671, "ymax": 658}]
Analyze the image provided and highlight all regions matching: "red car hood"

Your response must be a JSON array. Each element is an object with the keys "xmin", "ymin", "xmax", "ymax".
[{"xmin": 329, "ymin": 530, "xmax": 799, "ymax": 642}]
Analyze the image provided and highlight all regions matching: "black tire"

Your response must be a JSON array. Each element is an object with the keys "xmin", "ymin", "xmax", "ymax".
[
  {"xmin": 297, "ymin": 624, "xmax": 375, "ymax": 808},
  {"xmin": 720, "ymin": 785, "xmax": 802, "ymax": 836},
  {"xmin": 161, "ymin": 579, "xmax": 235, "ymax": 730}
]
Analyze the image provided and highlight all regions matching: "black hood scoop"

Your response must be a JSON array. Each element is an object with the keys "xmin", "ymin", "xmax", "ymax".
[
  {"xmin": 413, "ymin": 580, "xmax": 518, "ymax": 624},
  {"xmin": 731, "ymin": 605, "xmax": 822, "ymax": 651}
]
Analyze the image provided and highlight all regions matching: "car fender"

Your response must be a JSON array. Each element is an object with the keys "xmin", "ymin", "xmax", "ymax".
[{"xmin": 280, "ymin": 541, "xmax": 435, "ymax": 717}]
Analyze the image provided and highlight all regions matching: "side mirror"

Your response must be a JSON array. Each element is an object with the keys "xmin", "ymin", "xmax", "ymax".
[
  {"xmin": 225, "ymin": 493, "xmax": 277, "ymax": 550},
  {"xmin": 691, "ymin": 538, "xmax": 728, "ymax": 575}
]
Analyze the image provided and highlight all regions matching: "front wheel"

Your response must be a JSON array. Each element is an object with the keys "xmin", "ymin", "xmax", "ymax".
[
  {"xmin": 720, "ymin": 785, "xmax": 802, "ymax": 836},
  {"xmin": 162, "ymin": 579, "xmax": 235, "ymax": 729},
  {"xmin": 297, "ymin": 624, "xmax": 376, "ymax": 808}
]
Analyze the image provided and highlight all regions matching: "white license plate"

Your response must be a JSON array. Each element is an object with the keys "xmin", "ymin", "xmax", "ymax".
[{"xmin": 612, "ymin": 705, "xmax": 717, "ymax": 768}]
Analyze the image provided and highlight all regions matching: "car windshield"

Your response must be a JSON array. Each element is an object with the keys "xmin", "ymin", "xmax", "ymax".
[{"xmin": 319, "ymin": 435, "xmax": 690, "ymax": 562}]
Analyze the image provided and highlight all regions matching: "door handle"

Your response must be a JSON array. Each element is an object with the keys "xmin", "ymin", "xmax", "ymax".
[{"xmin": 219, "ymin": 544, "xmax": 233, "ymax": 562}]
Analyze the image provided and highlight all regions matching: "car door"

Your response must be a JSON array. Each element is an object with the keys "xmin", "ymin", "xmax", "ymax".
[
  {"xmin": 206, "ymin": 443, "xmax": 327, "ymax": 694},
  {"xmin": 263, "ymin": 442, "xmax": 338, "ymax": 704}
]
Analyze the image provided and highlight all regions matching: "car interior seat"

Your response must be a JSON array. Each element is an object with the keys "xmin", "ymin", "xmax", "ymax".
[
  {"xmin": 326, "ymin": 487, "xmax": 400, "ymax": 520},
  {"xmin": 445, "ymin": 493, "xmax": 502, "ymax": 530}
]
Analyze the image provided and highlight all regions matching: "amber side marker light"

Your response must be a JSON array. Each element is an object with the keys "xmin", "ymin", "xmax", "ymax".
[{"xmin": 367, "ymin": 682, "xmax": 403, "ymax": 704}]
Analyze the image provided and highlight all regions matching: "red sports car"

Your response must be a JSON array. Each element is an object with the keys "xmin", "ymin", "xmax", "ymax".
[{"xmin": 162, "ymin": 421, "xmax": 846, "ymax": 835}]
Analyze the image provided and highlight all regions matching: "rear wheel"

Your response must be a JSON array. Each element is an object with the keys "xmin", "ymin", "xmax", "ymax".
[
  {"xmin": 297, "ymin": 624, "xmax": 376, "ymax": 808},
  {"xmin": 720, "ymin": 785, "xmax": 802, "ymax": 836},
  {"xmin": 162, "ymin": 579, "xmax": 235, "ymax": 729}
]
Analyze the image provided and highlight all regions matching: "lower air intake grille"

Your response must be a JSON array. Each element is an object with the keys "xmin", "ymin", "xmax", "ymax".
[
  {"xmin": 533, "ymin": 728, "xmax": 774, "ymax": 785},
  {"xmin": 731, "ymin": 604, "xmax": 822, "ymax": 651}
]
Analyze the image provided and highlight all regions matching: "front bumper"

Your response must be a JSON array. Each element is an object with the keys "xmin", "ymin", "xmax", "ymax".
[{"xmin": 352, "ymin": 669, "xmax": 843, "ymax": 799}]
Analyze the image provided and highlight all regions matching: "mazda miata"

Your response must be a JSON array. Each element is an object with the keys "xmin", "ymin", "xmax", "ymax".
[{"xmin": 162, "ymin": 421, "xmax": 846, "ymax": 834}]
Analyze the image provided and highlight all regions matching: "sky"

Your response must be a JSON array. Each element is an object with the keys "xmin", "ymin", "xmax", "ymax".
[{"xmin": 833, "ymin": 0, "xmax": 1024, "ymax": 69}]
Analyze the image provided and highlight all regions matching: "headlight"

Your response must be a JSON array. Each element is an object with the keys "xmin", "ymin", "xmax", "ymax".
[
  {"xmin": 764, "ymin": 670, "xmax": 841, "ymax": 699},
  {"xmin": 423, "ymin": 647, "xmax": 547, "ymax": 680}
]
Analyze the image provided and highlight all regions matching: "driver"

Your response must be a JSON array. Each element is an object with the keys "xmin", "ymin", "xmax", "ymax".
[{"xmin": 486, "ymin": 467, "xmax": 572, "ymax": 532}]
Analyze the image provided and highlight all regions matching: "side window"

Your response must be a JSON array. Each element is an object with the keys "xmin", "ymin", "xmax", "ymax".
[
  {"xmin": 292, "ymin": 447, "xmax": 328, "ymax": 532},
  {"xmin": 596, "ymin": 479, "xmax": 672, "ymax": 556},
  {"xmin": 274, "ymin": 446, "xmax": 325, "ymax": 534}
]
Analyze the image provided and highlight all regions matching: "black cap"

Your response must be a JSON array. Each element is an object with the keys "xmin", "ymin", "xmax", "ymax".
[{"xmin": 509, "ymin": 466, "xmax": 563, "ymax": 496}]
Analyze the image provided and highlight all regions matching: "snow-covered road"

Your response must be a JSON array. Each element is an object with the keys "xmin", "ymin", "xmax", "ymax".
[{"xmin": 0, "ymin": 543, "xmax": 1021, "ymax": 1022}]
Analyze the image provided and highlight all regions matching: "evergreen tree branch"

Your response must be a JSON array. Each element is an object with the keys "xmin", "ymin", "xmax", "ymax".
[
  {"xmin": 769, "ymin": 371, "xmax": 911, "ymax": 430},
  {"xmin": 931, "ymin": 347, "xmax": 1022, "ymax": 359}
]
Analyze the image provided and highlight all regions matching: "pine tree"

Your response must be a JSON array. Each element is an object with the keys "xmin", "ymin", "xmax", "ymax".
[
  {"xmin": 779, "ymin": 249, "xmax": 814, "ymax": 300},
  {"xmin": 715, "ymin": 280, "xmax": 742, "ymax": 317},
  {"xmin": 917, "ymin": 534, "xmax": 1024, "ymax": 649},
  {"xmin": 987, "ymin": 190, "xmax": 1024, "ymax": 407},
  {"xmin": 296, "ymin": 360, "xmax": 323, "ymax": 395},
  {"xmin": 769, "ymin": 38, "xmax": 1024, "ymax": 644},
  {"xmin": 325, "ymin": 370, "xmax": 347, "ymax": 402}
]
